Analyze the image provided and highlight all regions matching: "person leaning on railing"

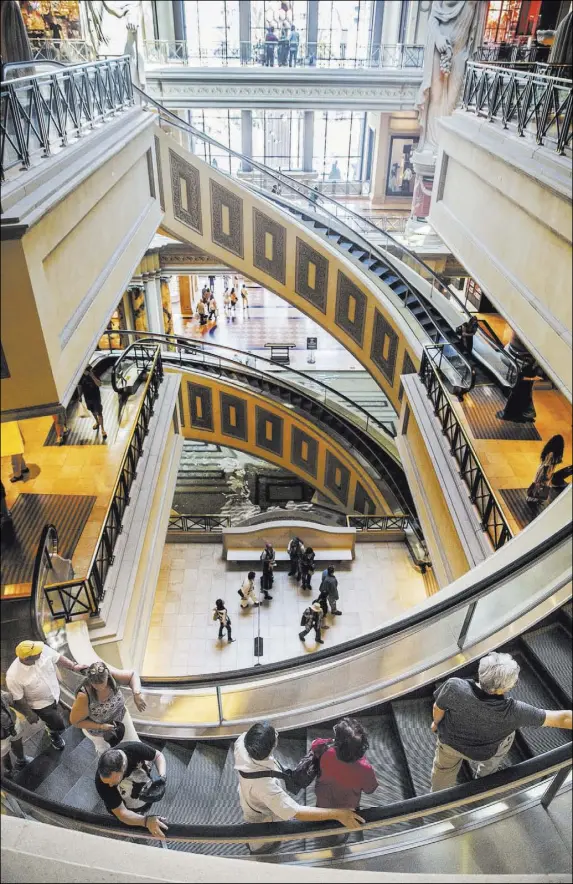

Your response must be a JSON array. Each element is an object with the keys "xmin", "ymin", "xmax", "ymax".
[
  {"xmin": 96, "ymin": 742, "xmax": 168, "ymax": 839},
  {"xmin": 430, "ymin": 651, "xmax": 572, "ymax": 792}
]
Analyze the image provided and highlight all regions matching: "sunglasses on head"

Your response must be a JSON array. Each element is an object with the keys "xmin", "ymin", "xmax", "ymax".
[{"xmin": 86, "ymin": 662, "xmax": 108, "ymax": 679}]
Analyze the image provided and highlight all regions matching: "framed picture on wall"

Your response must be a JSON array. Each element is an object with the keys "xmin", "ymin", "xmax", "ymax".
[{"xmin": 386, "ymin": 135, "xmax": 419, "ymax": 197}]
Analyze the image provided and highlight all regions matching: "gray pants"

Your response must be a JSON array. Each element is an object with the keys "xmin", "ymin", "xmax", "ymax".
[{"xmin": 430, "ymin": 733, "xmax": 514, "ymax": 792}]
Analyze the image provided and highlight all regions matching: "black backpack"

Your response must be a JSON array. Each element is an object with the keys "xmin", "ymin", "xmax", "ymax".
[
  {"xmin": 0, "ymin": 695, "xmax": 17, "ymax": 741},
  {"xmin": 239, "ymin": 741, "xmax": 333, "ymax": 794}
]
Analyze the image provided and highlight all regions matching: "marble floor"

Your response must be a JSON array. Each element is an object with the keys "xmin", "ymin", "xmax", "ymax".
[{"xmin": 142, "ymin": 541, "xmax": 427, "ymax": 677}]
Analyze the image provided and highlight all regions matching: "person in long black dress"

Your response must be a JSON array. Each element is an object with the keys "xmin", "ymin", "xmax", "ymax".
[
  {"xmin": 497, "ymin": 356, "xmax": 538, "ymax": 423},
  {"xmin": 79, "ymin": 366, "xmax": 107, "ymax": 440}
]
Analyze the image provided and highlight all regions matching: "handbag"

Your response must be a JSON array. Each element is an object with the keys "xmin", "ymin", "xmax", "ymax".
[{"xmin": 239, "ymin": 741, "xmax": 333, "ymax": 795}]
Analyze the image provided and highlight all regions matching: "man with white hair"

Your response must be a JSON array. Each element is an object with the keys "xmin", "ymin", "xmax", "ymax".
[{"xmin": 430, "ymin": 651, "xmax": 572, "ymax": 791}]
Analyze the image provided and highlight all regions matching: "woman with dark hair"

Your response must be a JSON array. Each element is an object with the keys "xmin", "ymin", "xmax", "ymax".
[
  {"xmin": 70, "ymin": 661, "xmax": 146, "ymax": 755},
  {"xmin": 526, "ymin": 434, "xmax": 565, "ymax": 506},
  {"xmin": 311, "ymin": 717, "xmax": 378, "ymax": 811}
]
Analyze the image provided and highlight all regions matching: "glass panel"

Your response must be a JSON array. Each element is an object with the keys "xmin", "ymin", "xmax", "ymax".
[
  {"xmin": 311, "ymin": 111, "xmax": 367, "ymax": 183},
  {"xmin": 252, "ymin": 110, "xmax": 304, "ymax": 171},
  {"xmin": 251, "ymin": 0, "xmax": 307, "ymax": 63},
  {"xmin": 184, "ymin": 0, "xmax": 240, "ymax": 61},
  {"xmin": 317, "ymin": 0, "xmax": 374, "ymax": 65},
  {"xmin": 188, "ymin": 109, "xmax": 242, "ymax": 174}
]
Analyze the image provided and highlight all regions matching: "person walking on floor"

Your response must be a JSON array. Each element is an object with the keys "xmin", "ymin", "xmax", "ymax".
[
  {"xmin": 208, "ymin": 294, "xmax": 218, "ymax": 321},
  {"xmin": 287, "ymin": 536, "xmax": 304, "ymax": 580},
  {"xmin": 6, "ymin": 640, "xmax": 88, "ymax": 751},
  {"xmin": 223, "ymin": 287, "xmax": 231, "ymax": 317},
  {"xmin": 1, "ymin": 421, "xmax": 30, "ymax": 483},
  {"xmin": 70, "ymin": 660, "xmax": 146, "ymax": 755},
  {"xmin": 79, "ymin": 365, "xmax": 107, "ymax": 440},
  {"xmin": 260, "ymin": 542, "xmax": 275, "ymax": 600},
  {"xmin": 52, "ymin": 410, "xmax": 69, "ymax": 446},
  {"xmin": 239, "ymin": 571, "xmax": 260, "ymax": 609},
  {"xmin": 430, "ymin": 651, "xmax": 572, "ymax": 792},
  {"xmin": 241, "ymin": 284, "xmax": 249, "ymax": 310},
  {"xmin": 234, "ymin": 722, "xmax": 364, "ymax": 854},
  {"xmin": 526, "ymin": 435, "xmax": 564, "ymax": 507},
  {"xmin": 213, "ymin": 599, "xmax": 234, "ymax": 642},
  {"xmin": 319, "ymin": 565, "xmax": 341, "ymax": 615},
  {"xmin": 300, "ymin": 546, "xmax": 316, "ymax": 590},
  {"xmin": 197, "ymin": 299, "xmax": 207, "ymax": 326},
  {"xmin": 229, "ymin": 287, "xmax": 238, "ymax": 317},
  {"xmin": 1, "ymin": 690, "xmax": 33, "ymax": 777},
  {"xmin": 299, "ymin": 602, "xmax": 324, "ymax": 645}
]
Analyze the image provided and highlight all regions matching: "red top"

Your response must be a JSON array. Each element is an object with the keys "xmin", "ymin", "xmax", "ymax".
[{"xmin": 311, "ymin": 738, "xmax": 379, "ymax": 809}]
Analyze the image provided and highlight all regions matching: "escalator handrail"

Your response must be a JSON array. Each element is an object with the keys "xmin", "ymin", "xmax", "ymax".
[
  {"xmin": 134, "ymin": 85, "xmax": 475, "ymax": 392},
  {"xmin": 2, "ymin": 744, "xmax": 570, "ymax": 842},
  {"xmin": 140, "ymin": 520, "xmax": 571, "ymax": 687},
  {"xmin": 110, "ymin": 339, "xmax": 157, "ymax": 394}
]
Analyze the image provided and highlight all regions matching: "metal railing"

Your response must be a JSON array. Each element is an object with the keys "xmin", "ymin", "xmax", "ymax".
[
  {"xmin": 348, "ymin": 514, "xmax": 431, "ymax": 571},
  {"xmin": 419, "ymin": 346, "xmax": 512, "ymax": 551},
  {"xmin": 142, "ymin": 40, "xmax": 424, "ymax": 70},
  {"xmin": 28, "ymin": 38, "xmax": 96, "ymax": 64},
  {"xmin": 473, "ymin": 42, "xmax": 550, "ymax": 64},
  {"xmin": 0, "ymin": 56, "xmax": 133, "ymax": 181},
  {"xmin": 168, "ymin": 514, "xmax": 231, "ymax": 533},
  {"xmin": 461, "ymin": 61, "xmax": 573, "ymax": 156},
  {"xmin": 43, "ymin": 348, "xmax": 164, "ymax": 622}
]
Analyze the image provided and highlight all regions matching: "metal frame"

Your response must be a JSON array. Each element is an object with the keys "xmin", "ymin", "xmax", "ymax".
[
  {"xmin": 43, "ymin": 348, "xmax": 164, "ymax": 621},
  {"xmin": 419, "ymin": 346, "xmax": 512, "ymax": 551},
  {"xmin": 168, "ymin": 514, "xmax": 231, "ymax": 532},
  {"xmin": 0, "ymin": 56, "xmax": 133, "ymax": 181},
  {"xmin": 461, "ymin": 61, "xmax": 573, "ymax": 156}
]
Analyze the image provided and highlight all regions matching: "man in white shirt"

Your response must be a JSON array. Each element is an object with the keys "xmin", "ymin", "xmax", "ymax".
[
  {"xmin": 239, "ymin": 571, "xmax": 259, "ymax": 609},
  {"xmin": 234, "ymin": 722, "xmax": 364, "ymax": 853},
  {"xmin": 6, "ymin": 640, "xmax": 87, "ymax": 751}
]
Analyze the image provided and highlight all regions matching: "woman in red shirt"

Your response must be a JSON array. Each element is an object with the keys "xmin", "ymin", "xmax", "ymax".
[{"xmin": 312, "ymin": 717, "xmax": 378, "ymax": 811}]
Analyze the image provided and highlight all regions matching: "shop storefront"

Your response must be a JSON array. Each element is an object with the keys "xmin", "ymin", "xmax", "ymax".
[{"xmin": 19, "ymin": 1, "xmax": 82, "ymax": 40}]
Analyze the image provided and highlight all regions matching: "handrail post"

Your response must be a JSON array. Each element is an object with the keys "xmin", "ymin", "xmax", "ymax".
[
  {"xmin": 216, "ymin": 685, "xmax": 224, "ymax": 725},
  {"xmin": 457, "ymin": 601, "xmax": 477, "ymax": 648},
  {"xmin": 540, "ymin": 765, "xmax": 571, "ymax": 809}
]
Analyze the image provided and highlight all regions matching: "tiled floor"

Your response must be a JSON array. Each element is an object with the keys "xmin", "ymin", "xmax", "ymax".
[
  {"xmin": 142, "ymin": 541, "xmax": 427, "ymax": 677},
  {"xmin": 1, "ymin": 387, "xmax": 145, "ymax": 597}
]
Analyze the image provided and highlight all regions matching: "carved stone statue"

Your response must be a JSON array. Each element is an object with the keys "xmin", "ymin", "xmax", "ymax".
[{"xmin": 416, "ymin": 0, "xmax": 478, "ymax": 154}]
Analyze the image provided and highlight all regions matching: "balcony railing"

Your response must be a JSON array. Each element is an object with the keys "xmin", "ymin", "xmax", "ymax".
[
  {"xmin": 461, "ymin": 60, "xmax": 573, "ymax": 156},
  {"xmin": 28, "ymin": 38, "xmax": 96, "ymax": 64},
  {"xmin": 142, "ymin": 40, "xmax": 424, "ymax": 70},
  {"xmin": 419, "ymin": 347, "xmax": 512, "ymax": 552},
  {"xmin": 43, "ymin": 348, "xmax": 164, "ymax": 622},
  {"xmin": 168, "ymin": 514, "xmax": 231, "ymax": 533},
  {"xmin": 0, "ymin": 56, "xmax": 133, "ymax": 181},
  {"xmin": 473, "ymin": 41, "xmax": 550, "ymax": 64}
]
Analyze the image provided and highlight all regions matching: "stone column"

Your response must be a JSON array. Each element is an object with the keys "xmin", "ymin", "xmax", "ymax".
[
  {"xmin": 239, "ymin": 0, "xmax": 251, "ymax": 64},
  {"xmin": 307, "ymin": 0, "xmax": 318, "ymax": 65},
  {"xmin": 241, "ymin": 109, "xmax": 252, "ymax": 172},
  {"xmin": 178, "ymin": 275, "xmax": 193, "ymax": 316},
  {"xmin": 143, "ymin": 275, "xmax": 164, "ymax": 334},
  {"xmin": 370, "ymin": 1, "xmax": 385, "ymax": 65},
  {"xmin": 160, "ymin": 276, "xmax": 174, "ymax": 335},
  {"xmin": 303, "ymin": 111, "xmax": 314, "ymax": 173},
  {"xmin": 172, "ymin": 0, "xmax": 186, "ymax": 44}
]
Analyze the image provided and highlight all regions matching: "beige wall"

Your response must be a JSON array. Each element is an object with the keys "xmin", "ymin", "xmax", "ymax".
[
  {"xmin": 431, "ymin": 113, "xmax": 572, "ymax": 401},
  {"xmin": 157, "ymin": 127, "xmax": 421, "ymax": 415},
  {"xmin": 1, "ymin": 121, "xmax": 161, "ymax": 419},
  {"xmin": 175, "ymin": 369, "xmax": 391, "ymax": 514}
]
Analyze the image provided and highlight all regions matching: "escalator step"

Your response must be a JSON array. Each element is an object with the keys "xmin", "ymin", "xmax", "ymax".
[
  {"xmin": 35, "ymin": 734, "xmax": 97, "ymax": 804},
  {"xmin": 393, "ymin": 284, "xmax": 408, "ymax": 297},
  {"xmin": 166, "ymin": 743, "xmax": 228, "ymax": 826},
  {"xmin": 521, "ymin": 624, "xmax": 572, "ymax": 705},
  {"xmin": 190, "ymin": 746, "xmax": 246, "ymax": 858},
  {"xmin": 391, "ymin": 697, "xmax": 451, "ymax": 796},
  {"xmin": 561, "ymin": 602, "xmax": 572, "ymax": 629},
  {"xmin": 510, "ymin": 650, "xmax": 572, "ymax": 757},
  {"xmin": 151, "ymin": 742, "xmax": 196, "ymax": 819},
  {"xmin": 16, "ymin": 725, "xmax": 85, "ymax": 795},
  {"xmin": 338, "ymin": 240, "xmax": 353, "ymax": 250}
]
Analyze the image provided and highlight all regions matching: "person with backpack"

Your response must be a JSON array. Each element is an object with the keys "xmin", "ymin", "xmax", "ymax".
[
  {"xmin": 319, "ymin": 565, "xmax": 341, "ymax": 615},
  {"xmin": 299, "ymin": 602, "xmax": 324, "ymax": 645},
  {"xmin": 311, "ymin": 718, "xmax": 378, "ymax": 811},
  {"xmin": 260, "ymin": 542, "xmax": 275, "ymax": 600},
  {"xmin": 95, "ymin": 742, "xmax": 168, "ymax": 839},
  {"xmin": 229, "ymin": 287, "xmax": 238, "ymax": 316},
  {"xmin": 238, "ymin": 571, "xmax": 259, "ymax": 609},
  {"xmin": 240, "ymin": 284, "xmax": 249, "ymax": 310},
  {"xmin": 234, "ymin": 721, "xmax": 364, "ymax": 854},
  {"xmin": 300, "ymin": 546, "xmax": 316, "ymax": 590},
  {"xmin": 1, "ymin": 690, "xmax": 32, "ymax": 777},
  {"xmin": 208, "ymin": 294, "xmax": 218, "ymax": 321},
  {"xmin": 287, "ymin": 536, "xmax": 304, "ymax": 579},
  {"xmin": 213, "ymin": 599, "xmax": 234, "ymax": 642},
  {"xmin": 197, "ymin": 299, "xmax": 207, "ymax": 326}
]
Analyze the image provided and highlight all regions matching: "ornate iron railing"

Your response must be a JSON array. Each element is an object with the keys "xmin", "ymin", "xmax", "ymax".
[
  {"xmin": 0, "ymin": 56, "xmax": 133, "ymax": 181},
  {"xmin": 461, "ymin": 61, "xmax": 573, "ymax": 156},
  {"xmin": 28, "ymin": 39, "xmax": 96, "ymax": 64},
  {"xmin": 142, "ymin": 39, "xmax": 424, "ymax": 69},
  {"xmin": 473, "ymin": 42, "xmax": 550, "ymax": 64},
  {"xmin": 348, "ymin": 515, "xmax": 412, "ymax": 531},
  {"xmin": 168, "ymin": 514, "xmax": 231, "ymax": 533},
  {"xmin": 44, "ymin": 348, "xmax": 164, "ymax": 622},
  {"xmin": 419, "ymin": 347, "xmax": 512, "ymax": 551}
]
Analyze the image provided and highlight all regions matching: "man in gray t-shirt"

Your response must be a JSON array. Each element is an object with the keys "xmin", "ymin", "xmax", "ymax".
[{"xmin": 431, "ymin": 652, "xmax": 572, "ymax": 791}]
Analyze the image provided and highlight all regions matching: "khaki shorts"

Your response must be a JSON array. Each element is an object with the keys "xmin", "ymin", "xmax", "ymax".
[{"xmin": 1, "ymin": 715, "xmax": 23, "ymax": 758}]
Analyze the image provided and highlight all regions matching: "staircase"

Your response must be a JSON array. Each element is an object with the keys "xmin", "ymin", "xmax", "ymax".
[{"xmin": 10, "ymin": 604, "xmax": 571, "ymax": 862}]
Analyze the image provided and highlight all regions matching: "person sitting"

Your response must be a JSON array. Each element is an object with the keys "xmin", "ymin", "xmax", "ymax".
[
  {"xmin": 95, "ymin": 743, "xmax": 168, "ymax": 839},
  {"xmin": 70, "ymin": 660, "xmax": 146, "ymax": 755},
  {"xmin": 239, "ymin": 571, "xmax": 259, "ymax": 609},
  {"xmin": 234, "ymin": 722, "xmax": 364, "ymax": 854},
  {"xmin": 431, "ymin": 651, "xmax": 572, "ymax": 791}
]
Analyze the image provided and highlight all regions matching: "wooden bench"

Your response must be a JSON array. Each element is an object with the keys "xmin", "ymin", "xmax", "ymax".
[
  {"xmin": 264, "ymin": 343, "xmax": 297, "ymax": 364},
  {"xmin": 223, "ymin": 520, "xmax": 356, "ymax": 563}
]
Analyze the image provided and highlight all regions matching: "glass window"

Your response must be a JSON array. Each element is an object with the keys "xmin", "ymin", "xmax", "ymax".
[
  {"xmin": 184, "ymin": 0, "xmax": 240, "ymax": 62},
  {"xmin": 385, "ymin": 135, "xmax": 419, "ymax": 197},
  {"xmin": 312, "ymin": 111, "xmax": 367, "ymax": 184},
  {"xmin": 317, "ymin": 1, "xmax": 374, "ymax": 65},
  {"xmin": 250, "ymin": 1, "xmax": 307, "ymax": 65},
  {"xmin": 188, "ymin": 110, "xmax": 242, "ymax": 174},
  {"xmin": 483, "ymin": 0, "xmax": 523, "ymax": 43},
  {"xmin": 251, "ymin": 110, "xmax": 304, "ymax": 170}
]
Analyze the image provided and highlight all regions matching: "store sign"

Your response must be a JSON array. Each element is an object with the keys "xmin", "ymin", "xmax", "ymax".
[{"xmin": 307, "ymin": 337, "xmax": 318, "ymax": 350}]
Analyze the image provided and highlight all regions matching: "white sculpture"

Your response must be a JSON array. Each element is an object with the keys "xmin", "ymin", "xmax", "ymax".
[{"xmin": 416, "ymin": 0, "xmax": 478, "ymax": 154}]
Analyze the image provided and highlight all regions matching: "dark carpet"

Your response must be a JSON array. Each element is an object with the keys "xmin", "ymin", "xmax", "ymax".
[
  {"xmin": 1, "ymin": 493, "xmax": 96, "ymax": 586},
  {"xmin": 499, "ymin": 488, "xmax": 543, "ymax": 530},
  {"xmin": 462, "ymin": 386, "xmax": 541, "ymax": 441}
]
